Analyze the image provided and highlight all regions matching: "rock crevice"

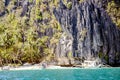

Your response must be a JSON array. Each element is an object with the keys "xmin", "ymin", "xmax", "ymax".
[{"xmin": 53, "ymin": 0, "xmax": 120, "ymax": 65}]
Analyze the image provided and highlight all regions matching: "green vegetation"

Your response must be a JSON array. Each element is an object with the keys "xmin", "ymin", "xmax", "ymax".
[
  {"xmin": 79, "ymin": 0, "xmax": 84, "ymax": 3},
  {"xmin": 0, "ymin": 0, "xmax": 62, "ymax": 66},
  {"xmin": 68, "ymin": 51, "xmax": 72, "ymax": 58},
  {"xmin": 107, "ymin": 1, "xmax": 120, "ymax": 28},
  {"xmin": 67, "ymin": 2, "xmax": 72, "ymax": 9},
  {"xmin": 0, "ymin": 0, "xmax": 5, "ymax": 13},
  {"xmin": 0, "ymin": 0, "xmax": 120, "ymax": 66},
  {"xmin": 79, "ymin": 28, "xmax": 87, "ymax": 41}
]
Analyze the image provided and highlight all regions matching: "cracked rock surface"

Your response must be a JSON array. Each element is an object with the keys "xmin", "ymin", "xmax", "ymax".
[{"xmin": 54, "ymin": 0, "xmax": 120, "ymax": 65}]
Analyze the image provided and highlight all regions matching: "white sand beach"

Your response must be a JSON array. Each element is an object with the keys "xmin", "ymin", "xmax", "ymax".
[
  {"xmin": 0, "ymin": 64, "xmax": 80, "ymax": 71},
  {"xmin": 0, "ymin": 65, "xmax": 41, "ymax": 71}
]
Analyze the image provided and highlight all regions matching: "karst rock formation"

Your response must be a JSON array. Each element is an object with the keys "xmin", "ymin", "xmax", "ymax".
[{"xmin": 53, "ymin": 0, "xmax": 120, "ymax": 65}]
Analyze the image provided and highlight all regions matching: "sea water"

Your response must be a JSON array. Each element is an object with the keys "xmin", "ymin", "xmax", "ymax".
[{"xmin": 0, "ymin": 68, "xmax": 120, "ymax": 80}]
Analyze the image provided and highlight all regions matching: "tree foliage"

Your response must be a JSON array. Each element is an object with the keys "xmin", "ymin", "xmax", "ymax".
[
  {"xmin": 0, "ymin": 0, "xmax": 62, "ymax": 66},
  {"xmin": 107, "ymin": 1, "xmax": 120, "ymax": 28}
]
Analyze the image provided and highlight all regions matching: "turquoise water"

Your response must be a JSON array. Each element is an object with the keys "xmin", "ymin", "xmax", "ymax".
[{"xmin": 0, "ymin": 68, "xmax": 120, "ymax": 80}]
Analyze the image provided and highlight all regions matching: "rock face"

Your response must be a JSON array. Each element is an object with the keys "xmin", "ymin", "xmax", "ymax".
[{"xmin": 53, "ymin": 0, "xmax": 120, "ymax": 65}]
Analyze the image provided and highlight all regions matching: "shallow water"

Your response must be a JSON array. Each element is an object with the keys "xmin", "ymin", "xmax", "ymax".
[{"xmin": 0, "ymin": 68, "xmax": 120, "ymax": 80}]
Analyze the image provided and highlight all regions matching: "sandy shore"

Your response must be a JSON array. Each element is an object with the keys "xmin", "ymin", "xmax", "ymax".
[
  {"xmin": 0, "ymin": 65, "xmax": 80, "ymax": 71},
  {"xmin": 0, "ymin": 63, "xmax": 112, "ymax": 71},
  {"xmin": 0, "ymin": 65, "xmax": 41, "ymax": 71},
  {"xmin": 0, "ymin": 65, "xmax": 117, "ymax": 71}
]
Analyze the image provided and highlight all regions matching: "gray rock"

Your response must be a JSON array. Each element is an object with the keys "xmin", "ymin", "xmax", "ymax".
[{"xmin": 53, "ymin": 0, "xmax": 120, "ymax": 65}]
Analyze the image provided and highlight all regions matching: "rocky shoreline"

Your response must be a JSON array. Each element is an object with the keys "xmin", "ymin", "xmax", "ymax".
[{"xmin": 0, "ymin": 63, "xmax": 113, "ymax": 71}]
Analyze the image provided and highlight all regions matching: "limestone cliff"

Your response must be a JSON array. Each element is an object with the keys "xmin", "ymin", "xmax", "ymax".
[
  {"xmin": 0, "ymin": 0, "xmax": 120, "ymax": 66},
  {"xmin": 53, "ymin": 0, "xmax": 120, "ymax": 65}
]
